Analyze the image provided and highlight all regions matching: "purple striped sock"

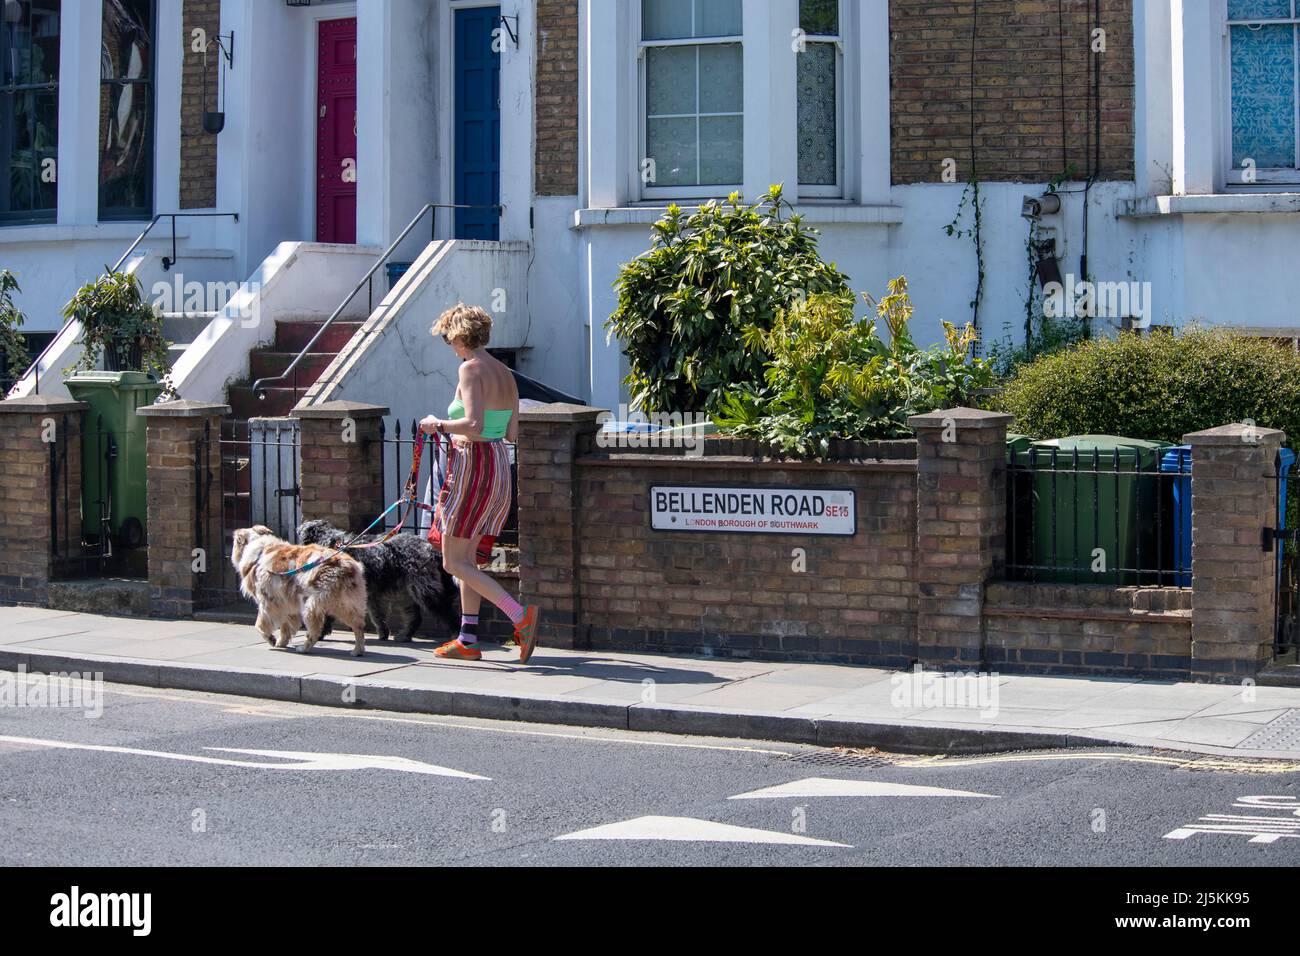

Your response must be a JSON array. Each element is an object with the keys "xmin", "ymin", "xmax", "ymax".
[
  {"xmin": 499, "ymin": 595, "xmax": 526, "ymax": 626},
  {"xmin": 458, "ymin": 614, "xmax": 479, "ymax": 646}
]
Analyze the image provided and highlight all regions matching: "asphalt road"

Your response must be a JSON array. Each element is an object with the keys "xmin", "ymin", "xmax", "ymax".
[{"xmin": 1, "ymin": 671, "xmax": 1298, "ymax": 867}]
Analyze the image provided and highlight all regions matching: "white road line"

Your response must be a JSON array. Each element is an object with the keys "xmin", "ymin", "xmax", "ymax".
[
  {"xmin": 554, "ymin": 815, "xmax": 851, "ymax": 847},
  {"xmin": 0, "ymin": 735, "xmax": 489, "ymax": 778},
  {"xmin": 84, "ymin": 682, "xmax": 795, "ymax": 756},
  {"xmin": 728, "ymin": 777, "xmax": 999, "ymax": 800}
]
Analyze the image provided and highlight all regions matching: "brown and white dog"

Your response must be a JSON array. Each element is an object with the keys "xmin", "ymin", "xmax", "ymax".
[{"xmin": 230, "ymin": 525, "xmax": 369, "ymax": 656}]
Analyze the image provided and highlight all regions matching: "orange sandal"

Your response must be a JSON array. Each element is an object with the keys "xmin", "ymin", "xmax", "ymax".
[{"xmin": 434, "ymin": 639, "xmax": 482, "ymax": 661}]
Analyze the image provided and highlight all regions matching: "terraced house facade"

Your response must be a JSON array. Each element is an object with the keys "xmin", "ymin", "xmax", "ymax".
[{"xmin": 1, "ymin": 0, "xmax": 1297, "ymax": 421}]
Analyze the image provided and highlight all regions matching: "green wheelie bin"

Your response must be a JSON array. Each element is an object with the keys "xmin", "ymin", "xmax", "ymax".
[
  {"xmin": 64, "ymin": 371, "xmax": 162, "ymax": 549},
  {"xmin": 1027, "ymin": 435, "xmax": 1170, "ymax": 585}
]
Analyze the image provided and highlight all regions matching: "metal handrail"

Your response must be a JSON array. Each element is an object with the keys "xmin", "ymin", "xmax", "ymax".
[
  {"xmin": 109, "ymin": 211, "xmax": 240, "ymax": 275},
  {"xmin": 251, "ymin": 202, "xmax": 503, "ymax": 399},
  {"xmin": 14, "ymin": 211, "xmax": 239, "ymax": 396}
]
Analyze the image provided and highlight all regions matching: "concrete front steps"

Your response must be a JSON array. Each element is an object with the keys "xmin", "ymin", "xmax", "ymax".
[{"xmin": 219, "ymin": 316, "xmax": 365, "ymax": 531}]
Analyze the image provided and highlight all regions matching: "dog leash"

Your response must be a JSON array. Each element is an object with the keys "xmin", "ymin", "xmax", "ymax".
[{"xmin": 276, "ymin": 431, "xmax": 428, "ymax": 577}]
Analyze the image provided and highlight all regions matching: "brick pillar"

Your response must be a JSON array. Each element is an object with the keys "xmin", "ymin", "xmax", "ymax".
[
  {"xmin": 0, "ymin": 397, "xmax": 88, "ymax": 605},
  {"xmin": 138, "ymin": 400, "xmax": 229, "ymax": 617},
  {"xmin": 292, "ymin": 401, "xmax": 388, "ymax": 532},
  {"xmin": 516, "ymin": 403, "xmax": 606, "ymax": 649},
  {"xmin": 909, "ymin": 406, "xmax": 1013, "ymax": 669},
  {"xmin": 1185, "ymin": 422, "xmax": 1287, "ymax": 681}
]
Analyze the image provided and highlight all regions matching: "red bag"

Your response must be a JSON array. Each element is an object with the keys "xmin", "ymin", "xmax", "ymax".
[{"xmin": 427, "ymin": 521, "xmax": 495, "ymax": 566}]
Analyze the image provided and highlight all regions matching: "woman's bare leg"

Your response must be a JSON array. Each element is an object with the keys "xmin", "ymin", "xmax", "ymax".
[{"xmin": 442, "ymin": 534, "xmax": 513, "ymax": 609}]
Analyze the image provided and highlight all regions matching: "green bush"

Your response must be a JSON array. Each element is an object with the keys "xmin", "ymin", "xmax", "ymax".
[
  {"xmin": 713, "ymin": 277, "xmax": 996, "ymax": 458},
  {"xmin": 999, "ymin": 327, "xmax": 1300, "ymax": 450},
  {"xmin": 606, "ymin": 185, "xmax": 851, "ymax": 413},
  {"xmin": 0, "ymin": 270, "xmax": 28, "ymax": 384}
]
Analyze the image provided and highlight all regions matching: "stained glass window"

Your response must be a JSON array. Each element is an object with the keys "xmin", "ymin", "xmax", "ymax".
[
  {"xmin": 0, "ymin": 0, "xmax": 59, "ymax": 224},
  {"xmin": 797, "ymin": 0, "xmax": 840, "ymax": 190},
  {"xmin": 99, "ymin": 0, "xmax": 154, "ymax": 220},
  {"xmin": 1228, "ymin": 1, "xmax": 1300, "ymax": 174}
]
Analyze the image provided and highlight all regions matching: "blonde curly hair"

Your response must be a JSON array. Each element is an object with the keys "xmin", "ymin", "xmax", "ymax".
[{"xmin": 432, "ymin": 303, "xmax": 492, "ymax": 350}]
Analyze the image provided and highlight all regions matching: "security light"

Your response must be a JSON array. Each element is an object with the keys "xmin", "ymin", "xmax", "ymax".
[{"xmin": 1021, "ymin": 192, "xmax": 1062, "ymax": 220}]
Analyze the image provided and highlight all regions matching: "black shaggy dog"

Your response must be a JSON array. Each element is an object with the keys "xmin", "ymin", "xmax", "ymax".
[{"xmin": 297, "ymin": 520, "xmax": 460, "ymax": 642}]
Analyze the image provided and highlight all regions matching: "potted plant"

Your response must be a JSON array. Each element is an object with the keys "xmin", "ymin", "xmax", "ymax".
[
  {"xmin": 0, "ymin": 270, "xmax": 29, "ymax": 394},
  {"xmin": 64, "ymin": 271, "xmax": 169, "ymax": 378}
]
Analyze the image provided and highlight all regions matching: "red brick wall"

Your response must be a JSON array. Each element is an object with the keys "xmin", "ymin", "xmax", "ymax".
[
  {"xmin": 180, "ymin": 0, "xmax": 221, "ymax": 209},
  {"xmin": 573, "ymin": 450, "xmax": 919, "ymax": 665},
  {"xmin": 890, "ymin": 0, "xmax": 1135, "ymax": 184},
  {"xmin": 985, "ymin": 583, "xmax": 1192, "ymax": 677},
  {"xmin": 535, "ymin": 0, "xmax": 579, "ymax": 196}
]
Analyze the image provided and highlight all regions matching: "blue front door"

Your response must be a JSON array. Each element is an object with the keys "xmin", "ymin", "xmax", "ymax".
[{"xmin": 454, "ymin": 6, "xmax": 501, "ymax": 240}]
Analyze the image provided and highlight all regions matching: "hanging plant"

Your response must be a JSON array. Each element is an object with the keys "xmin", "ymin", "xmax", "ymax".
[{"xmin": 64, "ymin": 271, "xmax": 170, "ymax": 378}]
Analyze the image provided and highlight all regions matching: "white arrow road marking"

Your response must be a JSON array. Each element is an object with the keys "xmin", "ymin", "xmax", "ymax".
[
  {"xmin": 205, "ymin": 747, "xmax": 489, "ymax": 778},
  {"xmin": 0, "ymin": 735, "xmax": 489, "ymax": 779},
  {"xmin": 554, "ymin": 815, "xmax": 851, "ymax": 847},
  {"xmin": 728, "ymin": 777, "xmax": 998, "ymax": 800},
  {"xmin": 1165, "ymin": 815, "xmax": 1300, "ymax": 844}
]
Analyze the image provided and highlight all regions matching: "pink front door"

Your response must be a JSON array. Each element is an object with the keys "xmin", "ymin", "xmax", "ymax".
[{"xmin": 316, "ymin": 18, "xmax": 357, "ymax": 243}]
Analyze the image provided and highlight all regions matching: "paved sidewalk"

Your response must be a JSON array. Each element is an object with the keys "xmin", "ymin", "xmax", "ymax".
[{"xmin": 2, "ymin": 605, "xmax": 1299, "ymax": 759}]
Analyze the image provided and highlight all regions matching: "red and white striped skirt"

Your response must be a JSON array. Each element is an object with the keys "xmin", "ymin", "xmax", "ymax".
[{"xmin": 437, "ymin": 438, "xmax": 513, "ymax": 542}]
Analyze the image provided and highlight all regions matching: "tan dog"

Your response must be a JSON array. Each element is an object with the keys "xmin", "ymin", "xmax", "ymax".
[{"xmin": 231, "ymin": 525, "xmax": 369, "ymax": 656}]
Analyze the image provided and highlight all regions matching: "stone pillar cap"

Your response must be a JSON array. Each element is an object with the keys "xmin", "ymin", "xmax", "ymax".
[
  {"xmin": 908, "ymin": 406, "xmax": 1014, "ymax": 430},
  {"xmin": 137, "ymin": 399, "xmax": 231, "ymax": 418},
  {"xmin": 1183, "ymin": 422, "xmax": 1286, "ymax": 446},
  {"xmin": 291, "ymin": 400, "xmax": 389, "ymax": 419},
  {"xmin": 0, "ymin": 396, "xmax": 88, "ymax": 414},
  {"xmin": 518, "ymin": 402, "xmax": 608, "ymax": 423}
]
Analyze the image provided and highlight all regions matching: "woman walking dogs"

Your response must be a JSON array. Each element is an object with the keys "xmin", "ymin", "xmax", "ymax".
[{"xmin": 421, "ymin": 304, "xmax": 540, "ymax": 663}]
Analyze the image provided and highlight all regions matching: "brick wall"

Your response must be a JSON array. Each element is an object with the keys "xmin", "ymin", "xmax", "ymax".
[
  {"xmin": 575, "ymin": 451, "xmax": 919, "ymax": 664},
  {"xmin": 0, "ymin": 398, "xmax": 86, "ymax": 606},
  {"xmin": 535, "ymin": 0, "xmax": 579, "ymax": 196},
  {"xmin": 890, "ymin": 0, "xmax": 1135, "ymax": 184},
  {"xmin": 180, "ymin": 0, "xmax": 221, "ymax": 209},
  {"xmin": 985, "ymin": 582, "xmax": 1192, "ymax": 677}
]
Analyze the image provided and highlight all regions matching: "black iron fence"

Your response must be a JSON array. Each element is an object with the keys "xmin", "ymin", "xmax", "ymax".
[
  {"xmin": 380, "ymin": 418, "xmax": 517, "ymax": 550},
  {"xmin": 195, "ymin": 418, "xmax": 302, "ymax": 603},
  {"xmin": 1006, "ymin": 446, "xmax": 1192, "ymax": 587},
  {"xmin": 48, "ymin": 413, "xmax": 116, "ymax": 577},
  {"xmin": 1267, "ymin": 451, "xmax": 1300, "ymax": 660}
]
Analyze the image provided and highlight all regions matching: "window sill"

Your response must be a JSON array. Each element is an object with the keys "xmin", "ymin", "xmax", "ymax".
[
  {"xmin": 0, "ymin": 221, "xmax": 186, "ymax": 245},
  {"xmin": 573, "ymin": 203, "xmax": 904, "ymax": 229},
  {"xmin": 1116, "ymin": 193, "xmax": 1300, "ymax": 218}
]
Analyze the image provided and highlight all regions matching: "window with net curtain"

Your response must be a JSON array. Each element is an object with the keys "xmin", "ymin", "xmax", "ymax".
[
  {"xmin": 1228, "ymin": 0, "xmax": 1300, "ymax": 181},
  {"xmin": 0, "ymin": 0, "xmax": 59, "ymax": 224},
  {"xmin": 797, "ymin": 0, "xmax": 839, "ymax": 191},
  {"xmin": 642, "ymin": 0, "xmax": 743, "ymax": 191},
  {"xmin": 99, "ymin": 0, "xmax": 154, "ymax": 220}
]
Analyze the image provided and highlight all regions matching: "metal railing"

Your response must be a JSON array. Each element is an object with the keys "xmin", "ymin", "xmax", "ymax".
[
  {"xmin": 16, "ymin": 211, "xmax": 239, "ymax": 396},
  {"xmin": 1006, "ymin": 446, "xmax": 1191, "ymax": 587},
  {"xmin": 1265, "ymin": 450, "xmax": 1299, "ymax": 660},
  {"xmin": 251, "ymin": 202, "xmax": 503, "ymax": 399}
]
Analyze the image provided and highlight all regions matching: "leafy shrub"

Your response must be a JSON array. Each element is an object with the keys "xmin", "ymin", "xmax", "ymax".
[
  {"xmin": 713, "ymin": 277, "xmax": 996, "ymax": 458},
  {"xmin": 606, "ymin": 185, "xmax": 851, "ymax": 413},
  {"xmin": 65, "ymin": 271, "xmax": 169, "ymax": 378},
  {"xmin": 0, "ymin": 270, "xmax": 28, "ymax": 385},
  {"xmin": 999, "ymin": 327, "xmax": 1300, "ymax": 450}
]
